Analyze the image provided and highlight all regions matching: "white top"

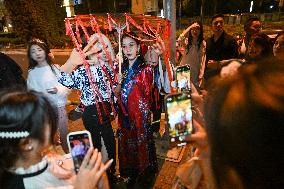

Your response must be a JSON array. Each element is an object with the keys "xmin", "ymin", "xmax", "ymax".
[
  {"xmin": 7, "ymin": 155, "xmax": 75, "ymax": 189},
  {"xmin": 27, "ymin": 65, "xmax": 70, "ymax": 107},
  {"xmin": 180, "ymin": 40, "xmax": 206, "ymax": 88}
]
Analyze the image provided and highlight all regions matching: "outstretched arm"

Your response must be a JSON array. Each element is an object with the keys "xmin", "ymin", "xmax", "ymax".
[{"xmin": 60, "ymin": 37, "xmax": 100, "ymax": 74}]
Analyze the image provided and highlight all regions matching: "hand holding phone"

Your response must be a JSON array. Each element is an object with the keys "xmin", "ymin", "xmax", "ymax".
[
  {"xmin": 74, "ymin": 147, "xmax": 113, "ymax": 189},
  {"xmin": 67, "ymin": 130, "xmax": 93, "ymax": 173}
]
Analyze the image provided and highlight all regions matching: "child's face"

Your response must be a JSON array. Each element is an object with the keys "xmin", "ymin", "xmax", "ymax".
[
  {"xmin": 30, "ymin": 44, "xmax": 47, "ymax": 65},
  {"xmin": 122, "ymin": 36, "xmax": 140, "ymax": 62}
]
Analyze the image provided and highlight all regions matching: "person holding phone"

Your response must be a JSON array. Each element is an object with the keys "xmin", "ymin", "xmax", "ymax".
[
  {"xmin": 116, "ymin": 33, "xmax": 157, "ymax": 186},
  {"xmin": 58, "ymin": 33, "xmax": 118, "ymax": 180},
  {"xmin": 67, "ymin": 131, "xmax": 93, "ymax": 174},
  {"xmin": 0, "ymin": 89, "xmax": 112, "ymax": 189},
  {"xmin": 177, "ymin": 21, "xmax": 206, "ymax": 89},
  {"xmin": 26, "ymin": 38, "xmax": 70, "ymax": 153},
  {"xmin": 185, "ymin": 61, "xmax": 284, "ymax": 189}
]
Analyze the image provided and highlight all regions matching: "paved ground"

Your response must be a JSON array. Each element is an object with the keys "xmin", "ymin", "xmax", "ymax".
[{"xmin": 3, "ymin": 49, "xmax": 193, "ymax": 189}]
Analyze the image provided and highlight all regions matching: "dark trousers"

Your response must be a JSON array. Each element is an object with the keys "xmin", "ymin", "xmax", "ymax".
[
  {"xmin": 151, "ymin": 91, "xmax": 165, "ymax": 132},
  {"xmin": 82, "ymin": 102, "xmax": 116, "ymax": 172}
]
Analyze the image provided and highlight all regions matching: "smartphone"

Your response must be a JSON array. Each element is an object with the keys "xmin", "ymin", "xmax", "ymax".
[
  {"xmin": 176, "ymin": 65, "xmax": 191, "ymax": 91},
  {"xmin": 165, "ymin": 92, "xmax": 193, "ymax": 147},
  {"xmin": 67, "ymin": 130, "xmax": 93, "ymax": 173}
]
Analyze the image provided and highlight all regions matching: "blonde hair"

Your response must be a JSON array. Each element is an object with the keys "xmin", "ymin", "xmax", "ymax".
[{"xmin": 88, "ymin": 33, "xmax": 115, "ymax": 63}]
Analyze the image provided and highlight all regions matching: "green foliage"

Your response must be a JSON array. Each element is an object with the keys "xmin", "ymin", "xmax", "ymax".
[
  {"xmin": 4, "ymin": 0, "xmax": 67, "ymax": 47},
  {"xmin": 0, "ymin": 36, "xmax": 24, "ymax": 48}
]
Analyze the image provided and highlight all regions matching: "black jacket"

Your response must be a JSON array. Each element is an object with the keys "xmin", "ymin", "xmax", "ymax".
[{"xmin": 204, "ymin": 31, "xmax": 239, "ymax": 81}]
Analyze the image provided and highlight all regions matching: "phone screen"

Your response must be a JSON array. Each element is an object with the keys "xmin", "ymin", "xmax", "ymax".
[
  {"xmin": 176, "ymin": 65, "xmax": 191, "ymax": 91},
  {"xmin": 165, "ymin": 92, "xmax": 193, "ymax": 146},
  {"xmin": 68, "ymin": 131, "xmax": 92, "ymax": 173}
]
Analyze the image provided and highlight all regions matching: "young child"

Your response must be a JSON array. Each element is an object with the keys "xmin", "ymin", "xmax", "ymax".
[{"xmin": 26, "ymin": 38, "xmax": 70, "ymax": 153}]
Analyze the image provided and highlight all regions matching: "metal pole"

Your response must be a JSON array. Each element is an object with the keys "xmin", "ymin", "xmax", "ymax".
[
  {"xmin": 163, "ymin": 0, "xmax": 176, "ymax": 66},
  {"xmin": 201, "ymin": 0, "xmax": 204, "ymax": 23},
  {"xmin": 179, "ymin": 0, "xmax": 182, "ymax": 29},
  {"xmin": 114, "ymin": 0, "xmax": 117, "ymax": 13},
  {"xmin": 161, "ymin": 0, "xmax": 176, "ymax": 146}
]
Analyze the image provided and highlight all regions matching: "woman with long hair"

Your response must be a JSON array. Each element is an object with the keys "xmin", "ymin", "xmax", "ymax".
[
  {"xmin": 117, "ymin": 33, "xmax": 157, "ymax": 186},
  {"xmin": 26, "ymin": 38, "xmax": 70, "ymax": 153},
  {"xmin": 178, "ymin": 21, "xmax": 206, "ymax": 89}
]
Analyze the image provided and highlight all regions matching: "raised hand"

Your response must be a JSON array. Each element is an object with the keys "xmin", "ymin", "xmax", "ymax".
[
  {"xmin": 74, "ymin": 147, "xmax": 113, "ymax": 189},
  {"xmin": 184, "ymin": 119, "xmax": 209, "ymax": 157},
  {"xmin": 152, "ymin": 38, "xmax": 165, "ymax": 56},
  {"xmin": 60, "ymin": 37, "xmax": 101, "ymax": 73}
]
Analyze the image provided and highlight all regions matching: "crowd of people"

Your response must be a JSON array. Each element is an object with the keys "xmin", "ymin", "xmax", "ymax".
[{"xmin": 0, "ymin": 13, "xmax": 284, "ymax": 189}]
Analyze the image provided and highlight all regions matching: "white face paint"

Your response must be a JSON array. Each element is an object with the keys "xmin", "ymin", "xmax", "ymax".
[
  {"xmin": 93, "ymin": 42, "xmax": 110, "ymax": 62},
  {"xmin": 122, "ymin": 36, "xmax": 140, "ymax": 63},
  {"xmin": 88, "ymin": 34, "xmax": 115, "ymax": 64}
]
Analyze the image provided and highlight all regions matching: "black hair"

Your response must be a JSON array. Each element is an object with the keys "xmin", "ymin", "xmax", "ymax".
[
  {"xmin": 205, "ymin": 62, "xmax": 284, "ymax": 189},
  {"xmin": 0, "ymin": 89, "xmax": 58, "ymax": 182},
  {"xmin": 27, "ymin": 38, "xmax": 54, "ymax": 71},
  {"xmin": 244, "ymin": 16, "xmax": 261, "ymax": 33},
  {"xmin": 211, "ymin": 14, "xmax": 224, "ymax": 23},
  {"xmin": 121, "ymin": 32, "xmax": 144, "ymax": 62},
  {"xmin": 186, "ymin": 21, "xmax": 204, "ymax": 51},
  {"xmin": 246, "ymin": 33, "xmax": 273, "ymax": 61}
]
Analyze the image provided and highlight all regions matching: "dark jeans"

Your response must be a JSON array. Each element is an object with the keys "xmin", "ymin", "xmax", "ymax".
[{"xmin": 82, "ymin": 102, "xmax": 116, "ymax": 172}]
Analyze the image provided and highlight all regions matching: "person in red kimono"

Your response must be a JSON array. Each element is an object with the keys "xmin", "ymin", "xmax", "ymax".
[{"xmin": 117, "ymin": 33, "xmax": 157, "ymax": 186}]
